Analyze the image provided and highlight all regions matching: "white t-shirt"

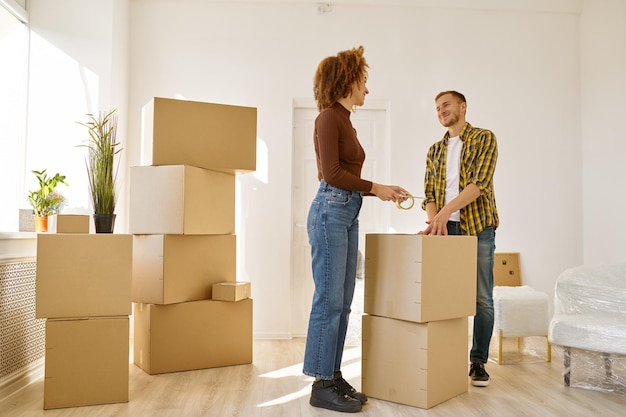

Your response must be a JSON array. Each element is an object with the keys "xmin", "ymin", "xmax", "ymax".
[{"xmin": 445, "ymin": 136, "xmax": 462, "ymax": 222}]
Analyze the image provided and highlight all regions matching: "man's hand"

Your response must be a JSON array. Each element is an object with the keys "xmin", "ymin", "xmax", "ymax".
[{"xmin": 419, "ymin": 207, "xmax": 451, "ymax": 235}]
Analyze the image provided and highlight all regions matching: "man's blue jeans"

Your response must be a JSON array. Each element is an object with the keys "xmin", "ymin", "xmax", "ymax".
[
  {"xmin": 447, "ymin": 221, "xmax": 496, "ymax": 364},
  {"xmin": 303, "ymin": 180, "xmax": 362, "ymax": 379}
]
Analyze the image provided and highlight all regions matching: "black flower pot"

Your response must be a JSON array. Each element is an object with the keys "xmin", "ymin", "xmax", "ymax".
[{"xmin": 93, "ymin": 213, "xmax": 116, "ymax": 233}]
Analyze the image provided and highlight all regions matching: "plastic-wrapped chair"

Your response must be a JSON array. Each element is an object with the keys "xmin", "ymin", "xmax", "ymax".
[
  {"xmin": 493, "ymin": 253, "xmax": 551, "ymax": 364},
  {"xmin": 548, "ymin": 262, "xmax": 626, "ymax": 390}
]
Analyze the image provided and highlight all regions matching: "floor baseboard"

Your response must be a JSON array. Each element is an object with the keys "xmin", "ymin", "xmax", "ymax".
[{"xmin": 0, "ymin": 358, "xmax": 44, "ymax": 402}]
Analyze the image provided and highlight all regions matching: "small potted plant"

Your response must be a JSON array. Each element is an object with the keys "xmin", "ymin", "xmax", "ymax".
[
  {"xmin": 78, "ymin": 109, "xmax": 122, "ymax": 233},
  {"xmin": 27, "ymin": 169, "xmax": 68, "ymax": 232}
]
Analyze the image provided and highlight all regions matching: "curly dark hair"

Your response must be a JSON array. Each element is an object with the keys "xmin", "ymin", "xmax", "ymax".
[{"xmin": 313, "ymin": 46, "xmax": 369, "ymax": 111}]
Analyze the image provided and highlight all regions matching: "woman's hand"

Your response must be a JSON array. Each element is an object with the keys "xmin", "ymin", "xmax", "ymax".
[{"xmin": 370, "ymin": 183, "xmax": 409, "ymax": 202}]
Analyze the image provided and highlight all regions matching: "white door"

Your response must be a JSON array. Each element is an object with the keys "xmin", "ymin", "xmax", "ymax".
[{"xmin": 291, "ymin": 104, "xmax": 389, "ymax": 337}]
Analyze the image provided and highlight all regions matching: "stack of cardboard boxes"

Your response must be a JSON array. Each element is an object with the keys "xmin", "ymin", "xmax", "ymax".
[
  {"xmin": 130, "ymin": 97, "xmax": 256, "ymax": 375},
  {"xmin": 361, "ymin": 234, "xmax": 477, "ymax": 409},
  {"xmin": 36, "ymin": 221, "xmax": 132, "ymax": 409}
]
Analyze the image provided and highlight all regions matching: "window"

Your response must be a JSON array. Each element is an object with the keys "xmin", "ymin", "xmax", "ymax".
[{"xmin": 0, "ymin": 1, "xmax": 28, "ymax": 232}]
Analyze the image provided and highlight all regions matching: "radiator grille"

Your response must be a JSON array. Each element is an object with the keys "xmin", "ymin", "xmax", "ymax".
[{"xmin": 0, "ymin": 259, "xmax": 45, "ymax": 378}]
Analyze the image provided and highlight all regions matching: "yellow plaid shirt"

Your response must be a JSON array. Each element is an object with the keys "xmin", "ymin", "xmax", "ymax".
[{"xmin": 422, "ymin": 122, "xmax": 499, "ymax": 236}]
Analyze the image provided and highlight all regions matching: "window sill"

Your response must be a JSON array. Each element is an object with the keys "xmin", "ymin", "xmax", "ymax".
[{"xmin": 0, "ymin": 232, "xmax": 37, "ymax": 262}]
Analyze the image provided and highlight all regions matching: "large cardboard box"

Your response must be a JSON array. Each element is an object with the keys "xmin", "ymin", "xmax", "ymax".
[
  {"xmin": 141, "ymin": 97, "xmax": 257, "ymax": 174},
  {"xmin": 129, "ymin": 165, "xmax": 235, "ymax": 235},
  {"xmin": 134, "ymin": 298, "xmax": 253, "ymax": 375},
  {"xmin": 132, "ymin": 234, "xmax": 237, "ymax": 304},
  {"xmin": 364, "ymin": 234, "xmax": 477, "ymax": 323},
  {"xmin": 362, "ymin": 314, "xmax": 468, "ymax": 409},
  {"xmin": 36, "ymin": 234, "xmax": 132, "ymax": 319},
  {"xmin": 44, "ymin": 317, "xmax": 129, "ymax": 409}
]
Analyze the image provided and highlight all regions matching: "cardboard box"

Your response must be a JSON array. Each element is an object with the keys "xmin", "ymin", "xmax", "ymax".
[
  {"xmin": 362, "ymin": 314, "xmax": 468, "ymax": 409},
  {"xmin": 36, "ymin": 234, "xmax": 132, "ymax": 319},
  {"xmin": 44, "ymin": 317, "xmax": 129, "ymax": 409},
  {"xmin": 141, "ymin": 97, "xmax": 257, "ymax": 174},
  {"xmin": 54, "ymin": 214, "xmax": 90, "ymax": 234},
  {"xmin": 133, "ymin": 234, "xmax": 237, "ymax": 304},
  {"xmin": 364, "ymin": 234, "xmax": 477, "ymax": 323},
  {"xmin": 494, "ymin": 252, "xmax": 522, "ymax": 286},
  {"xmin": 134, "ymin": 299, "xmax": 253, "ymax": 375},
  {"xmin": 212, "ymin": 281, "xmax": 251, "ymax": 302},
  {"xmin": 129, "ymin": 165, "xmax": 235, "ymax": 235}
]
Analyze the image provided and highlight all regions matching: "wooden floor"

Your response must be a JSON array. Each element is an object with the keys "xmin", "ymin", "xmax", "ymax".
[{"xmin": 1, "ymin": 337, "xmax": 626, "ymax": 417}]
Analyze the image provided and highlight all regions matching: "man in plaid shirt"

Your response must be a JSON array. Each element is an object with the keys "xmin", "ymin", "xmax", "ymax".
[{"xmin": 420, "ymin": 90, "xmax": 499, "ymax": 387}]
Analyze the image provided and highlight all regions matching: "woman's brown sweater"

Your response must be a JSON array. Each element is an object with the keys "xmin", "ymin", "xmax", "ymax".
[{"xmin": 314, "ymin": 102, "xmax": 373, "ymax": 193}]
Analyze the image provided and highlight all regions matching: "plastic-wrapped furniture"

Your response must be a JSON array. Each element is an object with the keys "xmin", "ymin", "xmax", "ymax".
[
  {"xmin": 493, "ymin": 285, "xmax": 551, "ymax": 364},
  {"xmin": 492, "ymin": 253, "xmax": 551, "ymax": 364},
  {"xmin": 548, "ymin": 262, "xmax": 626, "ymax": 391}
]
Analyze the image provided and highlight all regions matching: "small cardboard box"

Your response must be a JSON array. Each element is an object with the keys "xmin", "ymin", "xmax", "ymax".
[
  {"xmin": 494, "ymin": 252, "xmax": 522, "ymax": 286},
  {"xmin": 129, "ymin": 165, "xmax": 235, "ymax": 235},
  {"xmin": 212, "ymin": 281, "xmax": 251, "ymax": 302},
  {"xmin": 141, "ymin": 97, "xmax": 257, "ymax": 174},
  {"xmin": 362, "ymin": 314, "xmax": 468, "ymax": 409},
  {"xmin": 36, "ymin": 234, "xmax": 132, "ymax": 319},
  {"xmin": 44, "ymin": 316, "xmax": 129, "ymax": 409},
  {"xmin": 132, "ymin": 234, "xmax": 237, "ymax": 304},
  {"xmin": 134, "ymin": 298, "xmax": 253, "ymax": 375},
  {"xmin": 364, "ymin": 234, "xmax": 477, "ymax": 323},
  {"xmin": 54, "ymin": 214, "xmax": 90, "ymax": 234}
]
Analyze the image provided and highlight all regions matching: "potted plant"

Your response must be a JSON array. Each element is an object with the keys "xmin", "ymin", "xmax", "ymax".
[
  {"xmin": 27, "ymin": 169, "xmax": 68, "ymax": 232},
  {"xmin": 78, "ymin": 109, "xmax": 122, "ymax": 233}
]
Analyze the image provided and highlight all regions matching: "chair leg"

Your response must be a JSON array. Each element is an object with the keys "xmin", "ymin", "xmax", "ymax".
[
  {"xmin": 497, "ymin": 331, "xmax": 553, "ymax": 364},
  {"xmin": 564, "ymin": 347, "xmax": 571, "ymax": 387}
]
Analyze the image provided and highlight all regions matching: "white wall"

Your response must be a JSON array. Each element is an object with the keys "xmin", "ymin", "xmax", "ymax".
[
  {"xmin": 127, "ymin": 0, "xmax": 585, "ymax": 337},
  {"xmin": 25, "ymin": 0, "xmax": 625, "ymax": 338},
  {"xmin": 580, "ymin": 0, "xmax": 626, "ymax": 264}
]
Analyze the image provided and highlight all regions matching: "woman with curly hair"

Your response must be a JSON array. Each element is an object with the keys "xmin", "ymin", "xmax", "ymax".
[{"xmin": 303, "ymin": 45, "xmax": 408, "ymax": 413}]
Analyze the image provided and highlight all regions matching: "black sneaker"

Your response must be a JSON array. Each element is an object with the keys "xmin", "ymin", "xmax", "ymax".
[
  {"xmin": 310, "ymin": 379, "xmax": 362, "ymax": 413},
  {"xmin": 469, "ymin": 362, "xmax": 490, "ymax": 387},
  {"xmin": 333, "ymin": 370, "xmax": 368, "ymax": 404}
]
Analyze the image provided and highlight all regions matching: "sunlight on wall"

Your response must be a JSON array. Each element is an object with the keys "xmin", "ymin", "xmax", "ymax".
[
  {"xmin": 26, "ymin": 30, "xmax": 100, "ymax": 217},
  {"xmin": 139, "ymin": 100, "xmax": 152, "ymax": 166},
  {"xmin": 253, "ymin": 137, "xmax": 268, "ymax": 184},
  {"xmin": 0, "ymin": 7, "xmax": 27, "ymax": 232}
]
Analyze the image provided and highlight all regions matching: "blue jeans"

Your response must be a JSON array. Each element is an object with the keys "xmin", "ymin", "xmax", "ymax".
[
  {"xmin": 303, "ymin": 180, "xmax": 363, "ymax": 379},
  {"xmin": 447, "ymin": 221, "xmax": 496, "ymax": 364}
]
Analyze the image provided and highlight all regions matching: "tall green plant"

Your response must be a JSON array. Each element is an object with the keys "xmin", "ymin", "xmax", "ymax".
[{"xmin": 77, "ymin": 109, "xmax": 122, "ymax": 215}]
